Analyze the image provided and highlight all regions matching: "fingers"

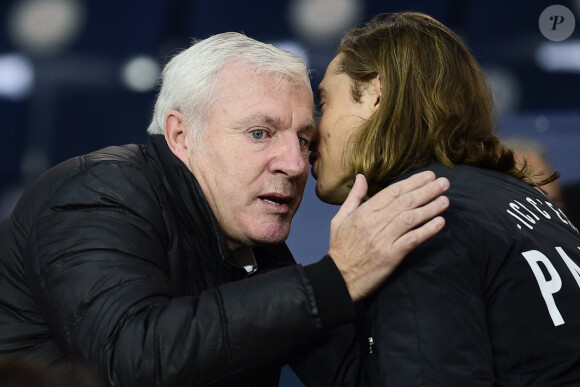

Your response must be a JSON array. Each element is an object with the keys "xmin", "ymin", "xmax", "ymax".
[
  {"xmin": 381, "ymin": 192, "xmax": 449, "ymax": 244},
  {"xmin": 363, "ymin": 172, "xmax": 449, "ymax": 215},
  {"xmin": 358, "ymin": 176, "xmax": 449, "ymax": 232},
  {"xmin": 395, "ymin": 215, "xmax": 446, "ymax": 256},
  {"xmin": 389, "ymin": 194, "xmax": 449, "ymax": 253},
  {"xmin": 332, "ymin": 174, "xmax": 367, "ymax": 226},
  {"xmin": 368, "ymin": 194, "xmax": 447, "ymax": 275},
  {"xmin": 397, "ymin": 176, "xmax": 450, "ymax": 209},
  {"xmin": 372, "ymin": 170, "xmax": 437, "ymax": 204},
  {"xmin": 327, "ymin": 171, "xmax": 451, "ymax": 302},
  {"xmin": 334, "ymin": 194, "xmax": 449, "ymax": 301}
]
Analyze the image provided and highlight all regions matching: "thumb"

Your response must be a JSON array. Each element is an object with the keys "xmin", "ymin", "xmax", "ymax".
[{"xmin": 333, "ymin": 174, "xmax": 368, "ymax": 224}]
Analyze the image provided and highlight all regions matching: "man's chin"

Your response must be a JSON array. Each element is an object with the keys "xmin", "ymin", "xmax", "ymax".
[
  {"xmin": 315, "ymin": 183, "xmax": 341, "ymax": 205},
  {"xmin": 247, "ymin": 226, "xmax": 291, "ymax": 246}
]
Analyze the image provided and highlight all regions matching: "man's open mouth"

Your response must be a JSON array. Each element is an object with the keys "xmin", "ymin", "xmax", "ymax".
[{"xmin": 259, "ymin": 195, "xmax": 291, "ymax": 206}]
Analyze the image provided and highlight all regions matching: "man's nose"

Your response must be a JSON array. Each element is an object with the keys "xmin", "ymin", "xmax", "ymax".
[{"xmin": 269, "ymin": 132, "xmax": 307, "ymax": 178}]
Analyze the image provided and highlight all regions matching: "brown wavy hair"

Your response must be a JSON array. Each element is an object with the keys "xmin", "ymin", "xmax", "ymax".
[{"xmin": 337, "ymin": 12, "xmax": 556, "ymax": 194}]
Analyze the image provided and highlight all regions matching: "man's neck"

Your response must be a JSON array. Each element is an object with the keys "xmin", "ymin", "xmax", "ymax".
[{"xmin": 232, "ymin": 246, "xmax": 256, "ymax": 266}]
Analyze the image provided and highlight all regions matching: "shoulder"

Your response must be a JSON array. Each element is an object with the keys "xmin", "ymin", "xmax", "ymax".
[
  {"xmin": 13, "ymin": 144, "xmax": 162, "ymax": 225},
  {"xmin": 422, "ymin": 164, "xmax": 540, "ymax": 228}
]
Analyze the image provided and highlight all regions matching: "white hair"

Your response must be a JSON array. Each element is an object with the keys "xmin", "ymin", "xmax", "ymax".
[{"xmin": 147, "ymin": 32, "xmax": 313, "ymax": 148}]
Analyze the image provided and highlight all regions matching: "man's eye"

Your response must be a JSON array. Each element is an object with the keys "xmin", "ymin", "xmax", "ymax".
[
  {"xmin": 299, "ymin": 137, "xmax": 310, "ymax": 148},
  {"xmin": 251, "ymin": 130, "xmax": 266, "ymax": 140}
]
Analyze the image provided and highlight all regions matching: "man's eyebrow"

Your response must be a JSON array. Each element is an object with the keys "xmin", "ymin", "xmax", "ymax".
[
  {"xmin": 235, "ymin": 113, "xmax": 314, "ymax": 134},
  {"xmin": 236, "ymin": 113, "xmax": 284, "ymax": 129},
  {"xmin": 300, "ymin": 120, "xmax": 317, "ymax": 135}
]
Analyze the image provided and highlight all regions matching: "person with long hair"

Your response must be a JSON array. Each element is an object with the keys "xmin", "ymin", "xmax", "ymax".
[{"xmin": 299, "ymin": 12, "xmax": 580, "ymax": 385}]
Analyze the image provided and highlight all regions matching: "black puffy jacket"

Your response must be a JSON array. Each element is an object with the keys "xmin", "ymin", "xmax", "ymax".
[{"xmin": 0, "ymin": 135, "xmax": 354, "ymax": 386}]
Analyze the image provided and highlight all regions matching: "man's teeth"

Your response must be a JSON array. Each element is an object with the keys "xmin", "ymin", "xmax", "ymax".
[{"xmin": 263, "ymin": 198, "xmax": 281, "ymax": 206}]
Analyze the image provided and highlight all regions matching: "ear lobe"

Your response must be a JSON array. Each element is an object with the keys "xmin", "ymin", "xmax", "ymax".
[
  {"xmin": 373, "ymin": 93, "xmax": 381, "ymax": 110},
  {"xmin": 361, "ymin": 75, "xmax": 382, "ymax": 114},
  {"xmin": 370, "ymin": 75, "xmax": 381, "ymax": 110},
  {"xmin": 164, "ymin": 110, "xmax": 190, "ymax": 165}
]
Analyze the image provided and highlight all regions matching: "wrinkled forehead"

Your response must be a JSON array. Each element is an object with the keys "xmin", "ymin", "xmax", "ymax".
[
  {"xmin": 212, "ymin": 61, "xmax": 315, "ymax": 118},
  {"xmin": 219, "ymin": 61, "xmax": 314, "ymax": 111},
  {"xmin": 218, "ymin": 59, "xmax": 313, "ymax": 94}
]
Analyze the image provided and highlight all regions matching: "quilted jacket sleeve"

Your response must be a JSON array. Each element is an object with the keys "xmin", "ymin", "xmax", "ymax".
[{"xmin": 17, "ymin": 157, "xmax": 353, "ymax": 386}]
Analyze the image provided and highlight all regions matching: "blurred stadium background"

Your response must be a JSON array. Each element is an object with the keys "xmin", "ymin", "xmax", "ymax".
[{"xmin": 0, "ymin": 1, "xmax": 579, "ymax": 384}]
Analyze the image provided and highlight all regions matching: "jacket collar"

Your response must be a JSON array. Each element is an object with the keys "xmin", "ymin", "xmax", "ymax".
[
  {"xmin": 146, "ymin": 135, "xmax": 239, "ymax": 267},
  {"xmin": 145, "ymin": 135, "xmax": 295, "ymax": 278}
]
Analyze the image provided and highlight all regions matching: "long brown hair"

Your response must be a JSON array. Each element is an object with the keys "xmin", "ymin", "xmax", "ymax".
[{"xmin": 337, "ymin": 12, "xmax": 556, "ymax": 192}]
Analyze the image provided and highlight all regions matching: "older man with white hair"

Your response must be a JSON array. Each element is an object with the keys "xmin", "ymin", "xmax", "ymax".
[{"xmin": 0, "ymin": 32, "xmax": 449, "ymax": 386}]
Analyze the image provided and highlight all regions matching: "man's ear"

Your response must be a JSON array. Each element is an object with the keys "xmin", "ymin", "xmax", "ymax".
[
  {"xmin": 369, "ymin": 75, "xmax": 381, "ymax": 110},
  {"xmin": 164, "ymin": 110, "xmax": 190, "ymax": 166},
  {"xmin": 360, "ymin": 75, "xmax": 382, "ymax": 114}
]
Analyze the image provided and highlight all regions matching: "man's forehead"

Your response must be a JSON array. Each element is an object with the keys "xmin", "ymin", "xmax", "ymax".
[
  {"xmin": 217, "ymin": 63, "xmax": 312, "ymax": 98},
  {"xmin": 317, "ymin": 54, "xmax": 344, "ymax": 94}
]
